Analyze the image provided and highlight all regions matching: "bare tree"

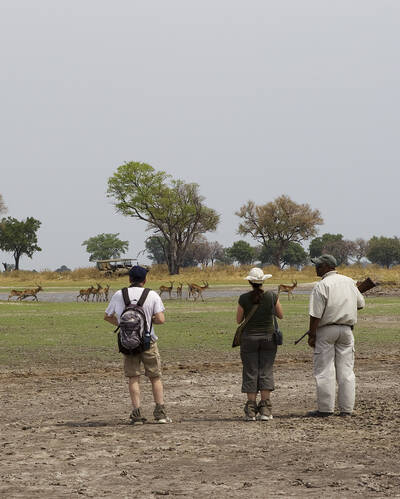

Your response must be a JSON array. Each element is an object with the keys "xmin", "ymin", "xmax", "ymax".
[
  {"xmin": 353, "ymin": 238, "xmax": 368, "ymax": 263},
  {"xmin": 0, "ymin": 194, "xmax": 7, "ymax": 215}
]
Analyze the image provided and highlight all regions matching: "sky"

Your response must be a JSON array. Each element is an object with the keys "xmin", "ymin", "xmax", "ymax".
[{"xmin": 1, "ymin": 0, "xmax": 399, "ymax": 270}]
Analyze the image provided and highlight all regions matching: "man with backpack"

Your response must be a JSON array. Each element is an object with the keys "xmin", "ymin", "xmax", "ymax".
[{"xmin": 104, "ymin": 265, "xmax": 171, "ymax": 424}]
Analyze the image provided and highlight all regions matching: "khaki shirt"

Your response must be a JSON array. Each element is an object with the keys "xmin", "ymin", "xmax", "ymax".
[{"xmin": 309, "ymin": 271, "xmax": 365, "ymax": 327}]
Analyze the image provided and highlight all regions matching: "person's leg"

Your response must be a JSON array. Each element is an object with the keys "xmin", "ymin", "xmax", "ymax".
[
  {"xmin": 258, "ymin": 339, "xmax": 276, "ymax": 419},
  {"xmin": 150, "ymin": 376, "xmax": 164, "ymax": 405},
  {"xmin": 128, "ymin": 376, "xmax": 141, "ymax": 408},
  {"xmin": 335, "ymin": 326, "xmax": 355, "ymax": 414},
  {"xmin": 240, "ymin": 334, "xmax": 259, "ymax": 420},
  {"xmin": 313, "ymin": 326, "xmax": 338, "ymax": 413}
]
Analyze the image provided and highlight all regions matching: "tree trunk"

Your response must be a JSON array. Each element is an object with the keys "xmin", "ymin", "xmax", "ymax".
[
  {"xmin": 14, "ymin": 251, "xmax": 20, "ymax": 270},
  {"xmin": 167, "ymin": 241, "xmax": 180, "ymax": 275}
]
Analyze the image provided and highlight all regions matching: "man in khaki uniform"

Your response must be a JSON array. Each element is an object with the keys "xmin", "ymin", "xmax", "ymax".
[{"xmin": 307, "ymin": 255, "xmax": 365, "ymax": 417}]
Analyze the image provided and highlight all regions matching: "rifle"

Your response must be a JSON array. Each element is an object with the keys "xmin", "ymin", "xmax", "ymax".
[{"xmin": 294, "ymin": 277, "xmax": 378, "ymax": 345}]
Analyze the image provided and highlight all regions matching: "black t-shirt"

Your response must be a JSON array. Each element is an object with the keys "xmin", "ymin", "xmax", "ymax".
[{"xmin": 238, "ymin": 290, "xmax": 277, "ymax": 334}]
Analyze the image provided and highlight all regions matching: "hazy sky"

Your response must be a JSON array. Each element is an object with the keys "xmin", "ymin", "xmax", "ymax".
[{"xmin": 1, "ymin": 1, "xmax": 399, "ymax": 270}]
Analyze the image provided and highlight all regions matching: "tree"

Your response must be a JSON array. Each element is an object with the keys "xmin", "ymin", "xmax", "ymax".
[
  {"xmin": 82, "ymin": 233, "xmax": 129, "ymax": 262},
  {"xmin": 0, "ymin": 194, "xmax": 6, "ymax": 215},
  {"xmin": 367, "ymin": 236, "xmax": 400, "ymax": 268},
  {"xmin": 259, "ymin": 241, "xmax": 308, "ymax": 268},
  {"xmin": 0, "ymin": 217, "xmax": 41, "ymax": 270},
  {"xmin": 227, "ymin": 240, "xmax": 256, "ymax": 265},
  {"xmin": 56, "ymin": 265, "xmax": 71, "ymax": 272},
  {"xmin": 145, "ymin": 235, "xmax": 168, "ymax": 264},
  {"xmin": 309, "ymin": 233, "xmax": 357, "ymax": 265},
  {"xmin": 237, "ymin": 195, "xmax": 323, "ymax": 268},
  {"xmin": 107, "ymin": 162, "xmax": 219, "ymax": 274},
  {"xmin": 353, "ymin": 238, "xmax": 369, "ymax": 263},
  {"xmin": 208, "ymin": 241, "xmax": 225, "ymax": 266},
  {"xmin": 309, "ymin": 233, "xmax": 343, "ymax": 258}
]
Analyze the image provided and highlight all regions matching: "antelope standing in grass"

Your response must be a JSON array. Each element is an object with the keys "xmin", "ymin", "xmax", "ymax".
[
  {"xmin": 188, "ymin": 281, "xmax": 209, "ymax": 301},
  {"xmin": 20, "ymin": 285, "xmax": 43, "ymax": 302},
  {"xmin": 176, "ymin": 282, "xmax": 183, "ymax": 299},
  {"xmin": 8, "ymin": 289, "xmax": 25, "ymax": 301},
  {"xmin": 277, "ymin": 280, "xmax": 297, "ymax": 300},
  {"xmin": 77, "ymin": 285, "xmax": 94, "ymax": 302},
  {"xmin": 159, "ymin": 282, "xmax": 174, "ymax": 299},
  {"xmin": 98, "ymin": 284, "xmax": 111, "ymax": 302},
  {"xmin": 91, "ymin": 283, "xmax": 103, "ymax": 302}
]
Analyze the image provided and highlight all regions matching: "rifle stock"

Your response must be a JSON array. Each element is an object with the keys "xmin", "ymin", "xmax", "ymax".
[{"xmin": 294, "ymin": 277, "xmax": 378, "ymax": 345}]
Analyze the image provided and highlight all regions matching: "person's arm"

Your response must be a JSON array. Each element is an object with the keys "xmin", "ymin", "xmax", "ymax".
[
  {"xmin": 104, "ymin": 313, "xmax": 118, "ymax": 327},
  {"xmin": 307, "ymin": 315, "xmax": 321, "ymax": 348},
  {"xmin": 153, "ymin": 311, "xmax": 165, "ymax": 324},
  {"xmin": 236, "ymin": 304, "xmax": 244, "ymax": 324},
  {"xmin": 275, "ymin": 298, "xmax": 283, "ymax": 319}
]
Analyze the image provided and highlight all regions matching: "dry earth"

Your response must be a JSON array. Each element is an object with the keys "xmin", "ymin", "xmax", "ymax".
[{"xmin": 1, "ymin": 357, "xmax": 399, "ymax": 498}]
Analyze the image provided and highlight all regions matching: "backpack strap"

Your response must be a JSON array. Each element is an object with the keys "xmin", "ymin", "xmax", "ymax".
[
  {"xmin": 137, "ymin": 288, "xmax": 151, "ymax": 307},
  {"xmin": 121, "ymin": 287, "xmax": 131, "ymax": 307}
]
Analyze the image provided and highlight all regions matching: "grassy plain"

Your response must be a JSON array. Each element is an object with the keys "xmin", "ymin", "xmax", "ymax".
[
  {"xmin": 0, "ymin": 295, "xmax": 399, "ymax": 373},
  {"xmin": 1, "ymin": 263, "xmax": 400, "ymax": 290}
]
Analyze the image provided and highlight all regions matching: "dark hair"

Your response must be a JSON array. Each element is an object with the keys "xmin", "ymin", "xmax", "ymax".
[{"xmin": 250, "ymin": 282, "xmax": 264, "ymax": 304}]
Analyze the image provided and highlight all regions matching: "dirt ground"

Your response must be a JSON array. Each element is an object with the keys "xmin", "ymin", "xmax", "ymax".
[{"xmin": 1, "ymin": 357, "xmax": 399, "ymax": 498}]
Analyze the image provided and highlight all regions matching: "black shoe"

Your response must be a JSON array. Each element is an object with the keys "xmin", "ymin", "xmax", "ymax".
[
  {"xmin": 306, "ymin": 410, "xmax": 333, "ymax": 418},
  {"xmin": 129, "ymin": 408, "xmax": 147, "ymax": 425},
  {"xmin": 339, "ymin": 411, "xmax": 352, "ymax": 417}
]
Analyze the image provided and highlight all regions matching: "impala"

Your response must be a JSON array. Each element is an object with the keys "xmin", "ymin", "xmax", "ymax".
[
  {"xmin": 176, "ymin": 282, "xmax": 183, "ymax": 299},
  {"xmin": 159, "ymin": 282, "xmax": 174, "ymax": 299},
  {"xmin": 77, "ymin": 285, "xmax": 95, "ymax": 302},
  {"xmin": 20, "ymin": 285, "xmax": 43, "ymax": 302},
  {"xmin": 188, "ymin": 281, "xmax": 209, "ymax": 301},
  {"xmin": 277, "ymin": 280, "xmax": 297, "ymax": 300}
]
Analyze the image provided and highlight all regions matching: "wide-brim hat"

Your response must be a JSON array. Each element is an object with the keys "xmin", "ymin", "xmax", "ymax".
[{"xmin": 244, "ymin": 267, "xmax": 272, "ymax": 284}]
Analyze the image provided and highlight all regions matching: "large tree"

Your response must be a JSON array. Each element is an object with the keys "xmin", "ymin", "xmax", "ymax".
[
  {"xmin": 227, "ymin": 240, "xmax": 257, "ymax": 265},
  {"xmin": 236, "ymin": 195, "xmax": 323, "ymax": 268},
  {"xmin": 145, "ymin": 235, "xmax": 168, "ymax": 264},
  {"xmin": 309, "ymin": 233, "xmax": 357, "ymax": 265},
  {"xmin": 0, "ymin": 217, "xmax": 41, "ymax": 270},
  {"xmin": 82, "ymin": 233, "xmax": 129, "ymax": 261},
  {"xmin": 367, "ymin": 236, "xmax": 400, "ymax": 268},
  {"xmin": 107, "ymin": 162, "xmax": 219, "ymax": 274}
]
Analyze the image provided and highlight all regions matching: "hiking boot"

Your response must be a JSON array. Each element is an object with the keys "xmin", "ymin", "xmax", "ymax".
[
  {"xmin": 339, "ymin": 411, "xmax": 353, "ymax": 418},
  {"xmin": 257, "ymin": 399, "xmax": 273, "ymax": 421},
  {"xmin": 153, "ymin": 403, "xmax": 172, "ymax": 424},
  {"xmin": 129, "ymin": 408, "xmax": 147, "ymax": 425},
  {"xmin": 306, "ymin": 410, "xmax": 333, "ymax": 418},
  {"xmin": 244, "ymin": 401, "xmax": 257, "ymax": 421}
]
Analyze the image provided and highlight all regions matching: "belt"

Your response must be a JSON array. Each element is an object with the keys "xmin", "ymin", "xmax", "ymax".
[{"xmin": 322, "ymin": 323, "xmax": 353, "ymax": 328}]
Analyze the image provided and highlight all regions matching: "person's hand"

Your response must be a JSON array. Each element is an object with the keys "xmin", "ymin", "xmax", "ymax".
[{"xmin": 308, "ymin": 332, "xmax": 316, "ymax": 348}]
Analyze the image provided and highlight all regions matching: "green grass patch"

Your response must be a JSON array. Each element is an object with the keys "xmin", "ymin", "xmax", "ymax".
[{"xmin": 0, "ymin": 296, "xmax": 399, "ymax": 371}]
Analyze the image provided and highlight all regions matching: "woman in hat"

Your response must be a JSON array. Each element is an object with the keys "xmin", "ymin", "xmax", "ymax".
[{"xmin": 236, "ymin": 267, "xmax": 283, "ymax": 421}]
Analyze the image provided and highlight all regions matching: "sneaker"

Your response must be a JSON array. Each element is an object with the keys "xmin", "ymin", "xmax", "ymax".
[
  {"xmin": 244, "ymin": 401, "xmax": 257, "ymax": 421},
  {"xmin": 306, "ymin": 410, "xmax": 333, "ymax": 418},
  {"xmin": 129, "ymin": 408, "xmax": 147, "ymax": 425},
  {"xmin": 339, "ymin": 411, "xmax": 352, "ymax": 417},
  {"xmin": 153, "ymin": 403, "xmax": 172, "ymax": 424},
  {"xmin": 257, "ymin": 400, "xmax": 273, "ymax": 421}
]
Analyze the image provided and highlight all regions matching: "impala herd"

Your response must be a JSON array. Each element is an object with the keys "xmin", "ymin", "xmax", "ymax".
[
  {"xmin": 6, "ymin": 278, "xmax": 297, "ymax": 304},
  {"xmin": 76, "ymin": 283, "xmax": 111, "ymax": 302},
  {"xmin": 159, "ymin": 281, "xmax": 209, "ymax": 301}
]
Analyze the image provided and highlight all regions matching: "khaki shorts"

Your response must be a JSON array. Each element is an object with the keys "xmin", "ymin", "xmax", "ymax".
[{"xmin": 123, "ymin": 342, "xmax": 162, "ymax": 378}]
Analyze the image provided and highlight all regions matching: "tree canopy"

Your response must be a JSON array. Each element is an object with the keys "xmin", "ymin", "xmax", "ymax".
[
  {"xmin": 236, "ymin": 195, "xmax": 323, "ymax": 268},
  {"xmin": 82, "ymin": 233, "xmax": 129, "ymax": 261},
  {"xmin": 0, "ymin": 217, "xmax": 41, "ymax": 270},
  {"xmin": 227, "ymin": 240, "xmax": 256, "ymax": 265},
  {"xmin": 367, "ymin": 236, "xmax": 400, "ymax": 268},
  {"xmin": 259, "ymin": 241, "xmax": 308, "ymax": 269},
  {"xmin": 107, "ymin": 162, "xmax": 219, "ymax": 274},
  {"xmin": 309, "ymin": 233, "xmax": 357, "ymax": 265}
]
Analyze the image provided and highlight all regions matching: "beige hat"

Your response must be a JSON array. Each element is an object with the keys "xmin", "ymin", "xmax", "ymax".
[{"xmin": 245, "ymin": 267, "xmax": 272, "ymax": 284}]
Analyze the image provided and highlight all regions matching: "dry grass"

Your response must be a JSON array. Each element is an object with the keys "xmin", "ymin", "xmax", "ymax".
[{"xmin": 0, "ymin": 263, "xmax": 399, "ymax": 288}]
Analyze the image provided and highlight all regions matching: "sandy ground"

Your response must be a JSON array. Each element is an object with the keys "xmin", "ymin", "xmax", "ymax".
[{"xmin": 1, "ymin": 358, "xmax": 399, "ymax": 498}]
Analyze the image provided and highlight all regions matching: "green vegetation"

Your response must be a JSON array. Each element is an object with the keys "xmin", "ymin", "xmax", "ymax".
[{"xmin": 0, "ymin": 296, "xmax": 399, "ymax": 372}]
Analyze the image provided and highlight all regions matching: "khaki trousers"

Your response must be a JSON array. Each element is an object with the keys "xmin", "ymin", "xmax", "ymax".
[{"xmin": 313, "ymin": 324, "xmax": 355, "ymax": 413}]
